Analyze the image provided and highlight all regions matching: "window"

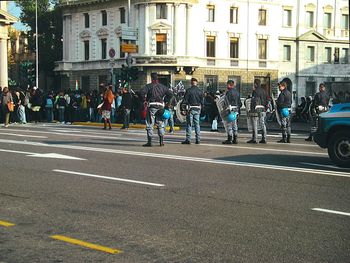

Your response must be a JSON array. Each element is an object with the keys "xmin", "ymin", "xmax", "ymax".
[
  {"xmin": 205, "ymin": 75, "xmax": 218, "ymax": 92},
  {"xmin": 341, "ymin": 14, "xmax": 349, "ymax": 30},
  {"xmin": 334, "ymin": 47, "xmax": 340, "ymax": 64},
  {"xmin": 81, "ymin": 76, "xmax": 90, "ymax": 91},
  {"xmin": 306, "ymin": 46, "xmax": 315, "ymax": 62},
  {"xmin": 230, "ymin": 7, "xmax": 238, "ymax": 24},
  {"xmin": 101, "ymin": 39, "xmax": 107, "ymax": 59},
  {"xmin": 84, "ymin": 40, "xmax": 89, "ymax": 60},
  {"xmin": 101, "ymin": 10, "xmax": 107, "ymax": 26},
  {"xmin": 230, "ymin": 38, "xmax": 239, "ymax": 58},
  {"xmin": 120, "ymin": 8, "xmax": 126, "ymax": 24},
  {"xmin": 84, "ymin": 13, "xmax": 89, "ymax": 28},
  {"xmin": 325, "ymin": 47, "xmax": 332, "ymax": 63},
  {"xmin": 342, "ymin": 48, "xmax": 349, "ymax": 64},
  {"xmin": 156, "ymin": 34, "xmax": 167, "ymax": 55},
  {"xmin": 258, "ymin": 9, "xmax": 267, "ymax": 26},
  {"xmin": 258, "ymin": 39, "xmax": 267, "ymax": 59},
  {"xmin": 206, "ymin": 36, "xmax": 216, "ymax": 57},
  {"xmin": 283, "ymin": 45, "xmax": 291, "ymax": 61},
  {"xmin": 207, "ymin": 5, "xmax": 215, "ymax": 22},
  {"xmin": 283, "ymin": 9, "xmax": 292, "ymax": 27},
  {"xmin": 324, "ymin": 13, "xmax": 332, "ymax": 29},
  {"xmin": 306, "ymin": 11, "xmax": 314, "ymax": 27},
  {"xmin": 156, "ymin": 4, "xmax": 167, "ymax": 19}
]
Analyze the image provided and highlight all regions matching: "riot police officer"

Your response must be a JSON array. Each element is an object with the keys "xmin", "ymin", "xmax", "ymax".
[
  {"xmin": 305, "ymin": 83, "xmax": 330, "ymax": 141},
  {"xmin": 140, "ymin": 73, "xmax": 173, "ymax": 147},
  {"xmin": 222, "ymin": 80, "xmax": 242, "ymax": 144},
  {"xmin": 181, "ymin": 78, "xmax": 204, "ymax": 145},
  {"xmin": 247, "ymin": 79, "xmax": 268, "ymax": 144},
  {"xmin": 276, "ymin": 81, "xmax": 292, "ymax": 143}
]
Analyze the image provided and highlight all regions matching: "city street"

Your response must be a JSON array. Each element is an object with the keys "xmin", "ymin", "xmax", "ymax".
[{"xmin": 0, "ymin": 123, "xmax": 349, "ymax": 262}]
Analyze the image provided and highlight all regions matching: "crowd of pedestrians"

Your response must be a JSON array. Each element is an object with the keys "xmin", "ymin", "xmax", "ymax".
[{"xmin": 0, "ymin": 84, "xmax": 149, "ymax": 128}]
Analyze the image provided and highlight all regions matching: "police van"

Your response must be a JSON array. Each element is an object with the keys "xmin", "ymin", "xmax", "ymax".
[{"xmin": 313, "ymin": 103, "xmax": 350, "ymax": 168}]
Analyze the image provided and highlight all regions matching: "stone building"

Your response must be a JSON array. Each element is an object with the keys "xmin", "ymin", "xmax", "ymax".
[
  {"xmin": 0, "ymin": 2, "xmax": 17, "ymax": 89},
  {"xmin": 55, "ymin": 0, "xmax": 349, "ymax": 104},
  {"xmin": 279, "ymin": 0, "xmax": 350, "ymax": 103}
]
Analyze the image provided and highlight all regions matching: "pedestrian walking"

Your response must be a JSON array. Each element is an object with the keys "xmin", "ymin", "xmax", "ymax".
[
  {"xmin": 181, "ymin": 78, "xmax": 203, "ymax": 145},
  {"xmin": 222, "ymin": 80, "xmax": 242, "ymax": 144},
  {"xmin": 140, "ymin": 73, "xmax": 173, "ymax": 147},
  {"xmin": 305, "ymin": 83, "xmax": 330, "ymax": 141},
  {"xmin": 276, "ymin": 82, "xmax": 292, "ymax": 143},
  {"xmin": 247, "ymin": 79, "xmax": 268, "ymax": 144}
]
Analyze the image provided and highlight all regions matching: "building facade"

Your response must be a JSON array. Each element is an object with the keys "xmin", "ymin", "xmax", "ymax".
[
  {"xmin": 0, "ymin": 2, "xmax": 17, "ymax": 89},
  {"xmin": 55, "ymin": 0, "xmax": 349, "ymax": 103},
  {"xmin": 279, "ymin": 0, "xmax": 350, "ymax": 103}
]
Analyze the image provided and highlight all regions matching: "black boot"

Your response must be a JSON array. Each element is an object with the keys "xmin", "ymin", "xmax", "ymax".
[
  {"xmin": 232, "ymin": 135, "xmax": 238, "ymax": 144},
  {"xmin": 246, "ymin": 139, "xmax": 257, "ymax": 144},
  {"xmin": 159, "ymin": 136, "xmax": 164, "ymax": 147},
  {"xmin": 259, "ymin": 137, "xmax": 267, "ymax": 144},
  {"xmin": 222, "ymin": 135, "xmax": 233, "ymax": 144},
  {"xmin": 305, "ymin": 135, "xmax": 312, "ymax": 141},
  {"xmin": 287, "ymin": 135, "xmax": 291, "ymax": 143},
  {"xmin": 143, "ymin": 138, "xmax": 152, "ymax": 147},
  {"xmin": 277, "ymin": 135, "xmax": 287, "ymax": 143}
]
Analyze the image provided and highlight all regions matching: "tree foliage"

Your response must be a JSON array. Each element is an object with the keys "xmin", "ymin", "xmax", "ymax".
[{"xmin": 15, "ymin": 0, "xmax": 62, "ymax": 73}]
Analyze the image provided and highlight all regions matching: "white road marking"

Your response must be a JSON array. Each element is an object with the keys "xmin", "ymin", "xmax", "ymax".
[
  {"xmin": 0, "ymin": 129, "xmax": 324, "ymax": 156},
  {"xmin": 0, "ymin": 138, "xmax": 348, "ymax": 178},
  {"xmin": 0, "ymin": 148, "xmax": 85, "ymax": 160},
  {"xmin": 53, "ymin": 169, "xmax": 165, "ymax": 187},
  {"xmin": 0, "ymin": 132, "xmax": 47, "ymax": 138},
  {"xmin": 300, "ymin": 162, "xmax": 350, "ymax": 171},
  {"xmin": 312, "ymin": 208, "xmax": 350, "ymax": 217}
]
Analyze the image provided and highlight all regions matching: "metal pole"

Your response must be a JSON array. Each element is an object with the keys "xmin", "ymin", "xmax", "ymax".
[
  {"xmin": 35, "ymin": 0, "xmax": 39, "ymax": 89},
  {"xmin": 127, "ymin": 0, "xmax": 131, "ymax": 27}
]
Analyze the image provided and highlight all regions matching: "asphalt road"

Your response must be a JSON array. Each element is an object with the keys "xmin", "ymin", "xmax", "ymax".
[{"xmin": 0, "ymin": 123, "xmax": 349, "ymax": 262}]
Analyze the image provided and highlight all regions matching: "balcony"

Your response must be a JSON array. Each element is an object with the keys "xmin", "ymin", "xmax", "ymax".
[{"xmin": 55, "ymin": 56, "xmax": 280, "ymax": 72}]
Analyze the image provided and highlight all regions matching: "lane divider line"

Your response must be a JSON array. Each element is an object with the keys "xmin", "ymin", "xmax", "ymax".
[
  {"xmin": 312, "ymin": 208, "xmax": 350, "ymax": 217},
  {"xmin": 51, "ymin": 235, "xmax": 122, "ymax": 254},
  {"xmin": 0, "ymin": 138, "xmax": 345, "ymax": 178},
  {"xmin": 0, "ymin": 220, "xmax": 16, "ymax": 227},
  {"xmin": 53, "ymin": 169, "xmax": 165, "ymax": 187}
]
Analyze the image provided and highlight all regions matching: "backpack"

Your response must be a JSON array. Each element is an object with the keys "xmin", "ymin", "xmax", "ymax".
[{"xmin": 46, "ymin": 98, "xmax": 53, "ymax": 107}]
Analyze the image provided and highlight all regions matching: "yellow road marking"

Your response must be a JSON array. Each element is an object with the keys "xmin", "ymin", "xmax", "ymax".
[
  {"xmin": 0, "ymin": 220, "xmax": 15, "ymax": 227},
  {"xmin": 51, "ymin": 235, "xmax": 122, "ymax": 254}
]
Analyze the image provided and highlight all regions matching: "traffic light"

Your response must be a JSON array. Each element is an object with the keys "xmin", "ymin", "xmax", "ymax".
[{"xmin": 27, "ymin": 63, "xmax": 36, "ymax": 85}]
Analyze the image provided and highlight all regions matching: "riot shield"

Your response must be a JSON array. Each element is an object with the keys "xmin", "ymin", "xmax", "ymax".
[{"xmin": 175, "ymin": 100, "xmax": 187, "ymax": 123}]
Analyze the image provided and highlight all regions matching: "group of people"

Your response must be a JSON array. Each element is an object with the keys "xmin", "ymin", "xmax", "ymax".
[
  {"xmin": 0, "ymin": 85, "xmax": 142, "ymax": 129},
  {"xmin": 139, "ymin": 73, "xmax": 294, "ymax": 147},
  {"xmin": 1, "ymin": 76, "xmax": 331, "ymax": 147}
]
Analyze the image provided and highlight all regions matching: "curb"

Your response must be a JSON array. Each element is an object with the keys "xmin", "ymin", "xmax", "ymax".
[{"xmin": 73, "ymin": 122, "xmax": 181, "ymax": 131}]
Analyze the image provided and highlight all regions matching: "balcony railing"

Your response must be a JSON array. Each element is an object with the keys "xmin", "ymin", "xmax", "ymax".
[{"xmin": 55, "ymin": 56, "xmax": 280, "ymax": 71}]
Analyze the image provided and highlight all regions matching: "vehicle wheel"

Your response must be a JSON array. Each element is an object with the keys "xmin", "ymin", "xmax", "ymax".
[{"xmin": 328, "ymin": 131, "xmax": 350, "ymax": 168}]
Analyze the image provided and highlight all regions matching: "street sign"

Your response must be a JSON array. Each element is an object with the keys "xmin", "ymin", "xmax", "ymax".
[
  {"xmin": 121, "ymin": 27, "xmax": 138, "ymax": 41},
  {"xmin": 109, "ymin": 48, "xmax": 116, "ymax": 58},
  {"xmin": 121, "ymin": 44, "xmax": 138, "ymax": 53}
]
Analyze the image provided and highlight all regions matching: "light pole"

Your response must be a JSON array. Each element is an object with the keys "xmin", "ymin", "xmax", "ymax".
[{"xmin": 35, "ymin": 0, "xmax": 39, "ymax": 89}]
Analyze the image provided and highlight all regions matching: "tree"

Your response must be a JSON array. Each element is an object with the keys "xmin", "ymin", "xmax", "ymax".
[{"xmin": 15, "ymin": 0, "xmax": 62, "ymax": 88}]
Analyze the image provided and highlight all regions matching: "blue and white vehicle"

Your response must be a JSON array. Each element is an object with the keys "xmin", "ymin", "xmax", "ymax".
[{"xmin": 313, "ymin": 103, "xmax": 350, "ymax": 168}]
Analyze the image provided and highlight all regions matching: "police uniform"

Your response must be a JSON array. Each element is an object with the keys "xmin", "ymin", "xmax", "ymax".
[
  {"xmin": 247, "ymin": 85, "xmax": 268, "ymax": 144},
  {"xmin": 181, "ymin": 78, "xmax": 203, "ymax": 144},
  {"xmin": 222, "ymin": 85, "xmax": 241, "ymax": 144},
  {"xmin": 276, "ymin": 87, "xmax": 292, "ymax": 143},
  {"xmin": 306, "ymin": 89, "xmax": 330, "ymax": 141},
  {"xmin": 140, "ymin": 74, "xmax": 173, "ymax": 147}
]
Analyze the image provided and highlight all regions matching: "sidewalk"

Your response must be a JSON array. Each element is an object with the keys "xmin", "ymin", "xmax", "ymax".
[{"xmin": 74, "ymin": 116, "xmax": 310, "ymax": 133}]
